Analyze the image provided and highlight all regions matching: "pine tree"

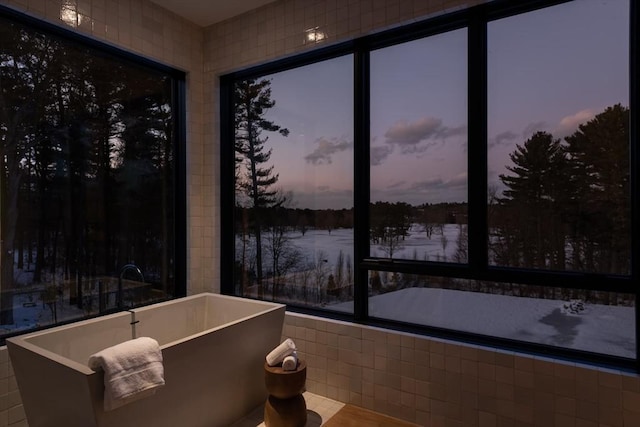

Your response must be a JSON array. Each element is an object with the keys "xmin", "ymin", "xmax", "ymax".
[
  {"xmin": 234, "ymin": 78, "xmax": 288, "ymax": 297},
  {"xmin": 0, "ymin": 26, "xmax": 58, "ymax": 323},
  {"xmin": 496, "ymin": 131, "xmax": 568, "ymax": 269},
  {"xmin": 564, "ymin": 104, "xmax": 629, "ymax": 274}
]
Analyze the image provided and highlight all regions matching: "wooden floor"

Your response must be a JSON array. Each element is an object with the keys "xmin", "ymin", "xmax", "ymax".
[{"xmin": 322, "ymin": 405, "xmax": 420, "ymax": 427}]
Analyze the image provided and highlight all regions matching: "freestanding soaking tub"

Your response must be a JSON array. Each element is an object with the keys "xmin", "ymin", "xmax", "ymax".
[{"xmin": 6, "ymin": 293, "xmax": 286, "ymax": 427}]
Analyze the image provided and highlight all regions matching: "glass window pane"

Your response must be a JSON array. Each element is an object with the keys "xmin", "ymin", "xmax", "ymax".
[
  {"xmin": 487, "ymin": 0, "xmax": 630, "ymax": 274},
  {"xmin": 0, "ymin": 15, "xmax": 180, "ymax": 338},
  {"xmin": 368, "ymin": 271, "xmax": 635, "ymax": 359},
  {"xmin": 370, "ymin": 29, "xmax": 468, "ymax": 262},
  {"xmin": 233, "ymin": 56, "xmax": 354, "ymax": 311}
]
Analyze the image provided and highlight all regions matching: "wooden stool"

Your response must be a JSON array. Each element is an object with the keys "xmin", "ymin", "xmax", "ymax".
[{"xmin": 264, "ymin": 359, "xmax": 307, "ymax": 427}]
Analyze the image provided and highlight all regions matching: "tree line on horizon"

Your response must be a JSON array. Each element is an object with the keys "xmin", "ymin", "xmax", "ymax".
[{"xmin": 234, "ymin": 202, "xmax": 466, "ymax": 233}]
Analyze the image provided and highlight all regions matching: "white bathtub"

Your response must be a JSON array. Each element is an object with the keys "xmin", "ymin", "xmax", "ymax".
[{"xmin": 7, "ymin": 293, "xmax": 286, "ymax": 427}]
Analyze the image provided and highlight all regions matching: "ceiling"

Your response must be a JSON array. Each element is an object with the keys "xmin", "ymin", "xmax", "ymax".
[{"xmin": 149, "ymin": 0, "xmax": 278, "ymax": 27}]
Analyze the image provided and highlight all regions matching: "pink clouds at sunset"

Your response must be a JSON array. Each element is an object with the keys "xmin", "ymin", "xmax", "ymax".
[{"xmin": 555, "ymin": 109, "xmax": 597, "ymax": 136}]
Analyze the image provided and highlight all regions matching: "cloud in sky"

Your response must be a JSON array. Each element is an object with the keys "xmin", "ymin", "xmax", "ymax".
[
  {"xmin": 407, "ymin": 172, "xmax": 467, "ymax": 193},
  {"xmin": 522, "ymin": 121, "xmax": 549, "ymax": 139},
  {"xmin": 489, "ymin": 130, "xmax": 518, "ymax": 148},
  {"xmin": 499, "ymin": 110, "xmax": 597, "ymax": 146},
  {"xmin": 385, "ymin": 117, "xmax": 442, "ymax": 146},
  {"xmin": 387, "ymin": 180, "xmax": 407, "ymax": 189},
  {"xmin": 493, "ymin": 109, "xmax": 598, "ymax": 150},
  {"xmin": 447, "ymin": 172, "xmax": 467, "ymax": 187},
  {"xmin": 408, "ymin": 177, "xmax": 446, "ymax": 191},
  {"xmin": 304, "ymin": 136, "xmax": 352, "ymax": 165},
  {"xmin": 442, "ymin": 125, "xmax": 467, "ymax": 138},
  {"xmin": 383, "ymin": 117, "xmax": 466, "ymax": 154},
  {"xmin": 371, "ymin": 173, "xmax": 467, "ymax": 204},
  {"xmin": 370, "ymin": 145, "xmax": 393, "ymax": 166},
  {"xmin": 555, "ymin": 109, "xmax": 596, "ymax": 137}
]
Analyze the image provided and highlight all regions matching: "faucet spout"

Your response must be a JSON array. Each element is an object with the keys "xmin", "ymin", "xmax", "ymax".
[{"xmin": 118, "ymin": 264, "xmax": 145, "ymax": 309}]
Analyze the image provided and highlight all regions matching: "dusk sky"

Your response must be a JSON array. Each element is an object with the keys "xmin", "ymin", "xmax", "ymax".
[{"xmin": 258, "ymin": 0, "xmax": 628, "ymax": 210}]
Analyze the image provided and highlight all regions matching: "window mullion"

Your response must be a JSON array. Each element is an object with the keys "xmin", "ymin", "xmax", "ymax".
[
  {"xmin": 354, "ymin": 42, "xmax": 370, "ymax": 322},
  {"xmin": 467, "ymin": 14, "xmax": 488, "ymax": 272},
  {"xmin": 630, "ymin": 0, "xmax": 640, "ymax": 372}
]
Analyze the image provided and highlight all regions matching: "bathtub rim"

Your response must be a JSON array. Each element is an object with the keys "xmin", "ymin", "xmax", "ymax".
[
  {"xmin": 6, "ymin": 310, "xmax": 131, "ymax": 375},
  {"xmin": 6, "ymin": 292, "xmax": 285, "ymax": 373},
  {"xmin": 132, "ymin": 292, "xmax": 285, "ymax": 348}
]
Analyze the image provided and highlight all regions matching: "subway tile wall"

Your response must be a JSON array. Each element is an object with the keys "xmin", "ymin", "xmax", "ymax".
[
  {"xmin": 0, "ymin": 0, "xmax": 639, "ymax": 426},
  {"xmin": 285, "ymin": 313, "xmax": 640, "ymax": 427}
]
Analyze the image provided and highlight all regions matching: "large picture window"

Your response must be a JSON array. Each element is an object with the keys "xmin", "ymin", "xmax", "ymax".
[
  {"xmin": 487, "ymin": 0, "xmax": 630, "ymax": 275},
  {"xmin": 0, "ymin": 8, "xmax": 186, "ymax": 341},
  {"xmin": 230, "ymin": 56, "xmax": 354, "ymax": 310},
  {"xmin": 221, "ymin": 0, "xmax": 637, "ymax": 368},
  {"xmin": 370, "ymin": 29, "xmax": 468, "ymax": 264}
]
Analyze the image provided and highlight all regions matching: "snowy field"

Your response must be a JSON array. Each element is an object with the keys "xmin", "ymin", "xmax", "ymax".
[
  {"xmin": 331, "ymin": 287, "xmax": 635, "ymax": 359},
  {"xmin": 237, "ymin": 224, "xmax": 635, "ymax": 359},
  {"xmin": 238, "ymin": 223, "xmax": 464, "ymax": 269},
  {"xmin": 5, "ymin": 224, "xmax": 632, "ymax": 360},
  {"xmin": 2, "ymin": 272, "xmax": 155, "ymax": 335}
]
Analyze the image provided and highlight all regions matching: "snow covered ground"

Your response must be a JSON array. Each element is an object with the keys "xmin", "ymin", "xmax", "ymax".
[
  {"xmin": 5, "ymin": 293, "xmax": 44, "ymax": 331},
  {"xmin": 237, "ymin": 225, "xmax": 635, "ymax": 359},
  {"xmin": 2, "ymin": 270, "xmax": 151, "ymax": 335},
  {"xmin": 2, "ymin": 289, "xmax": 93, "ymax": 335},
  {"xmin": 237, "ymin": 223, "xmax": 464, "ymax": 269},
  {"xmin": 331, "ymin": 287, "xmax": 635, "ymax": 359},
  {"xmin": 6, "ymin": 224, "xmax": 632, "ymax": 361}
]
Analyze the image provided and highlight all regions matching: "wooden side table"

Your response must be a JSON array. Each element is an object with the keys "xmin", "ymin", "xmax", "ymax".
[{"xmin": 263, "ymin": 359, "xmax": 307, "ymax": 427}]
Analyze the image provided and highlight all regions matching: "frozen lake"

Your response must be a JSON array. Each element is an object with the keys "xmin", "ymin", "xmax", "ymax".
[{"xmin": 236, "ymin": 223, "xmax": 465, "ymax": 270}]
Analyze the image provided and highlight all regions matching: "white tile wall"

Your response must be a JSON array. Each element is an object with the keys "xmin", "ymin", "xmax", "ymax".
[{"xmin": 283, "ymin": 313, "xmax": 640, "ymax": 427}]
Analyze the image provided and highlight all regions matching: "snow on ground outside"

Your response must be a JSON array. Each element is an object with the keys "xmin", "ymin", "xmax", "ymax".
[
  {"xmin": 2, "ymin": 290, "xmax": 90, "ymax": 334},
  {"xmin": 238, "ymin": 224, "xmax": 463, "ymax": 268},
  {"xmin": 10, "ymin": 282, "xmax": 634, "ymax": 359},
  {"xmin": 3, "ymin": 268, "xmax": 135, "ymax": 334},
  {"xmin": 7, "ymin": 225, "xmax": 632, "ymax": 360},
  {"xmin": 332, "ymin": 287, "xmax": 635, "ymax": 359},
  {"xmin": 239, "ymin": 225, "xmax": 635, "ymax": 359}
]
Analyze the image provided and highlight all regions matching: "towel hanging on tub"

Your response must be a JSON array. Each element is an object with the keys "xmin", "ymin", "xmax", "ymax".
[{"xmin": 88, "ymin": 337, "xmax": 165, "ymax": 411}]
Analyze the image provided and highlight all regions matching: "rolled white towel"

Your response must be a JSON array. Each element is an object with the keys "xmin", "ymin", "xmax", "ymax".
[
  {"xmin": 266, "ymin": 338, "xmax": 296, "ymax": 366},
  {"xmin": 282, "ymin": 351, "xmax": 298, "ymax": 371}
]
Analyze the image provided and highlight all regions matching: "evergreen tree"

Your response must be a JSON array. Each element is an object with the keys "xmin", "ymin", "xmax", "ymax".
[
  {"xmin": 0, "ymin": 25, "xmax": 58, "ymax": 323},
  {"xmin": 496, "ymin": 131, "xmax": 568, "ymax": 269},
  {"xmin": 234, "ymin": 78, "xmax": 288, "ymax": 297},
  {"xmin": 564, "ymin": 104, "xmax": 629, "ymax": 274}
]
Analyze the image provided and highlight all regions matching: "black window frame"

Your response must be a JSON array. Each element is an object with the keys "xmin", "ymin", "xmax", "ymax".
[
  {"xmin": 0, "ymin": 4, "xmax": 188, "ymax": 343},
  {"xmin": 221, "ymin": 0, "xmax": 639, "ymax": 371}
]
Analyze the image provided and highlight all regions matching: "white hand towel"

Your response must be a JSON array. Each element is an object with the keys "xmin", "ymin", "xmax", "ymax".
[
  {"xmin": 266, "ymin": 338, "xmax": 296, "ymax": 366},
  {"xmin": 88, "ymin": 337, "xmax": 165, "ymax": 411},
  {"xmin": 282, "ymin": 351, "xmax": 298, "ymax": 371}
]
